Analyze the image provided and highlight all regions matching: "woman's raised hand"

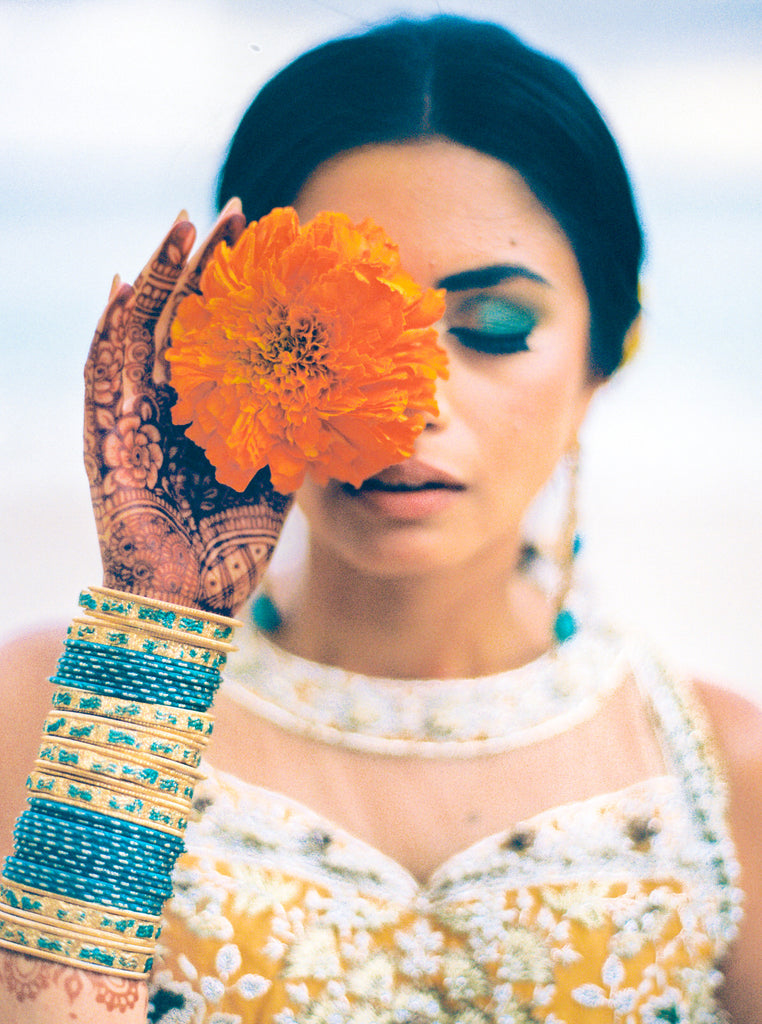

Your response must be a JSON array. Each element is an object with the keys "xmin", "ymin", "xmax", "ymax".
[{"xmin": 84, "ymin": 202, "xmax": 293, "ymax": 616}]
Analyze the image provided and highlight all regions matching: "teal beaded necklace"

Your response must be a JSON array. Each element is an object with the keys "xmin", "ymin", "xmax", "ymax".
[{"xmin": 251, "ymin": 539, "xmax": 581, "ymax": 646}]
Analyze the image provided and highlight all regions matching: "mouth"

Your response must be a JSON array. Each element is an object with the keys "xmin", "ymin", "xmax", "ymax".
[
  {"xmin": 342, "ymin": 462, "xmax": 465, "ymax": 496},
  {"xmin": 344, "ymin": 480, "xmax": 458, "ymax": 495},
  {"xmin": 339, "ymin": 462, "xmax": 465, "ymax": 518}
]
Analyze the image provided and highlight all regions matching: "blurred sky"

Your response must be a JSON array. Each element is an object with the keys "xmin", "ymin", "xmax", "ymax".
[{"xmin": 1, "ymin": 0, "xmax": 761, "ymax": 696}]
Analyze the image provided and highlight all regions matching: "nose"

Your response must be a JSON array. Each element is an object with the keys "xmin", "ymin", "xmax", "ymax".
[{"xmin": 424, "ymin": 368, "xmax": 453, "ymax": 431}]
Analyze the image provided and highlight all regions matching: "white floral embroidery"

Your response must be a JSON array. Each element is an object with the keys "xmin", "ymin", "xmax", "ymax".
[
  {"xmin": 235, "ymin": 973, "xmax": 270, "ymax": 999},
  {"xmin": 147, "ymin": 629, "xmax": 742, "ymax": 1023}
]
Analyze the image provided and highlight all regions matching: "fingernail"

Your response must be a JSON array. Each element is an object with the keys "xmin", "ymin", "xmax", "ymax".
[{"xmin": 219, "ymin": 196, "xmax": 243, "ymax": 218}]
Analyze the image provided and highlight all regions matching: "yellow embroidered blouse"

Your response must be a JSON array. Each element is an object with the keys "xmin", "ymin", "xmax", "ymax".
[{"xmin": 148, "ymin": 624, "xmax": 742, "ymax": 1023}]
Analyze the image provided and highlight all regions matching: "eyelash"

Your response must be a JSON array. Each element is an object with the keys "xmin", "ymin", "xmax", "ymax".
[{"xmin": 447, "ymin": 327, "xmax": 531, "ymax": 356}]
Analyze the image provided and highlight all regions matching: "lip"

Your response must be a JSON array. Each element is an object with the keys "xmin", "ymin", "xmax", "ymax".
[{"xmin": 341, "ymin": 460, "xmax": 465, "ymax": 519}]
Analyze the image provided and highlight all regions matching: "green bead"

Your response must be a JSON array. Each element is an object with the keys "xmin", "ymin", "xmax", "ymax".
[
  {"xmin": 553, "ymin": 609, "xmax": 577, "ymax": 643},
  {"xmin": 252, "ymin": 593, "xmax": 282, "ymax": 632}
]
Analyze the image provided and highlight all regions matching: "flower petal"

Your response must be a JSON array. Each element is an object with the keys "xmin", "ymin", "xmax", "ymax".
[{"xmin": 168, "ymin": 207, "xmax": 447, "ymax": 494}]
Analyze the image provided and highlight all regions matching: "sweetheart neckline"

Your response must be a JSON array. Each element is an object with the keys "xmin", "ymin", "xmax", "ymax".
[{"xmin": 193, "ymin": 762, "xmax": 683, "ymax": 892}]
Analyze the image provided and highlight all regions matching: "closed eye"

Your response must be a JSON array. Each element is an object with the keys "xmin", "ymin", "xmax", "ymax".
[{"xmin": 448, "ymin": 327, "xmax": 531, "ymax": 355}]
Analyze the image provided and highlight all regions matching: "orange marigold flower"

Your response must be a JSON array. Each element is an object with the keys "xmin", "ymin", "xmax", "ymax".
[{"xmin": 167, "ymin": 207, "xmax": 447, "ymax": 494}]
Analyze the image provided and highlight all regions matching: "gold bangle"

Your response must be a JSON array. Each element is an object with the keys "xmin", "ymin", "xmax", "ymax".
[
  {"xmin": 0, "ymin": 908, "xmax": 153, "ymax": 977},
  {"xmin": 81, "ymin": 586, "xmax": 240, "ymax": 648},
  {"xmin": 36, "ymin": 739, "xmax": 201, "ymax": 801},
  {"xmin": 67, "ymin": 618, "xmax": 230, "ymax": 667},
  {"xmin": 42, "ymin": 711, "xmax": 205, "ymax": 768},
  {"xmin": 50, "ymin": 686, "xmax": 214, "ymax": 739},
  {"xmin": 26, "ymin": 771, "xmax": 190, "ymax": 836},
  {"xmin": 0, "ymin": 879, "xmax": 161, "ymax": 942}
]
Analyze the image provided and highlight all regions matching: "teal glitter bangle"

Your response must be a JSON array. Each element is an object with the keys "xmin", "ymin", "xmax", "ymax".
[
  {"xmin": 51, "ymin": 672, "xmax": 215, "ymax": 713},
  {"xmin": 14, "ymin": 810, "xmax": 180, "ymax": 873},
  {"xmin": 19, "ymin": 820, "xmax": 182, "ymax": 882},
  {"xmin": 29, "ymin": 799, "xmax": 185, "ymax": 857},
  {"xmin": 3, "ymin": 858, "xmax": 170, "ymax": 916},
  {"xmin": 11, "ymin": 817, "xmax": 178, "ymax": 882},
  {"xmin": 10, "ymin": 843, "xmax": 174, "ymax": 905},
  {"xmin": 6, "ymin": 856, "xmax": 173, "ymax": 911},
  {"xmin": 61, "ymin": 640, "xmax": 222, "ymax": 689},
  {"xmin": 55, "ymin": 643, "xmax": 221, "ymax": 710}
]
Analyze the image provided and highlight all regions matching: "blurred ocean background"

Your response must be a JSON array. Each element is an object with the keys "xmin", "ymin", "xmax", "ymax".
[{"xmin": 1, "ymin": 0, "xmax": 760, "ymax": 700}]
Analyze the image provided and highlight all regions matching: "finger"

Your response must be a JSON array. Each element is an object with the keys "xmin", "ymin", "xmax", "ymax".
[
  {"xmin": 153, "ymin": 198, "xmax": 246, "ymax": 383},
  {"xmin": 83, "ymin": 282, "xmax": 134, "ymax": 486},
  {"xmin": 85, "ymin": 282, "xmax": 134, "ymax": 394},
  {"xmin": 116, "ymin": 218, "xmax": 196, "ymax": 410},
  {"xmin": 131, "ymin": 217, "xmax": 197, "ymax": 330}
]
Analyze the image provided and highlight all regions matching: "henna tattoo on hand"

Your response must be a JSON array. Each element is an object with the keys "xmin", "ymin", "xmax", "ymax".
[
  {"xmin": 0, "ymin": 950, "xmax": 54, "ymax": 1003},
  {"xmin": 84, "ymin": 212, "xmax": 293, "ymax": 616},
  {"xmin": 0, "ymin": 950, "xmax": 145, "ymax": 1019}
]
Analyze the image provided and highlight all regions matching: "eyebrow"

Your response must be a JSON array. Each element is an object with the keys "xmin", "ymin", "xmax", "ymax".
[{"xmin": 435, "ymin": 264, "xmax": 549, "ymax": 291}]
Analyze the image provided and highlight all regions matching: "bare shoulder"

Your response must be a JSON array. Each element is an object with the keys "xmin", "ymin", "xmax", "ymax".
[
  {"xmin": 691, "ymin": 679, "xmax": 762, "ymax": 1022},
  {"xmin": 0, "ymin": 624, "xmax": 64, "ymax": 728},
  {"xmin": 0, "ymin": 625, "xmax": 66, "ymax": 859},
  {"xmin": 1, "ymin": 625, "xmax": 64, "ymax": 680},
  {"xmin": 692, "ymin": 679, "xmax": 762, "ymax": 780}
]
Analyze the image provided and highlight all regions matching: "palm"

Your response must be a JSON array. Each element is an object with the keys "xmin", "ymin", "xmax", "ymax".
[{"xmin": 84, "ymin": 209, "xmax": 293, "ymax": 615}]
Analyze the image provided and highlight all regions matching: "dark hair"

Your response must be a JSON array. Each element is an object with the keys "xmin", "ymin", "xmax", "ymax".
[{"xmin": 217, "ymin": 15, "xmax": 643, "ymax": 378}]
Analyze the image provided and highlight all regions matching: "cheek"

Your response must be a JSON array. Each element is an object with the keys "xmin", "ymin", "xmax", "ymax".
[
  {"xmin": 294, "ymin": 478, "xmax": 326, "ymax": 525},
  {"xmin": 461, "ymin": 358, "xmax": 590, "ymax": 481}
]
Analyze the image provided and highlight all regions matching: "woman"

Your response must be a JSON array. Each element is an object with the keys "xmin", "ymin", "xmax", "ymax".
[{"xmin": 1, "ymin": 15, "xmax": 760, "ymax": 1023}]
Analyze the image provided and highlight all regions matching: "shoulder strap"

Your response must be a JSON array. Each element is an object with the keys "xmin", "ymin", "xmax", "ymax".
[{"xmin": 632, "ymin": 644, "xmax": 744, "ymax": 949}]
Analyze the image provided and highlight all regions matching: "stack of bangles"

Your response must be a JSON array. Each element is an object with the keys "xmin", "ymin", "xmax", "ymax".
[{"xmin": 0, "ymin": 587, "xmax": 239, "ymax": 977}]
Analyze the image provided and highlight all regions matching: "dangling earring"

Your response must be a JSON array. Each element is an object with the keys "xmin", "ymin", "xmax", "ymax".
[{"xmin": 552, "ymin": 440, "xmax": 580, "ymax": 643}]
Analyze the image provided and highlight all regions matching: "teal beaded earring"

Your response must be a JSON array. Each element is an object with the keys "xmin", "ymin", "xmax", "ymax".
[
  {"xmin": 252, "ymin": 590, "xmax": 283, "ymax": 632},
  {"xmin": 552, "ymin": 441, "xmax": 581, "ymax": 643}
]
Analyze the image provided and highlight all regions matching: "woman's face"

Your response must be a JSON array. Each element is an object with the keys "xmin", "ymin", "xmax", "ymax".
[{"xmin": 293, "ymin": 138, "xmax": 598, "ymax": 578}]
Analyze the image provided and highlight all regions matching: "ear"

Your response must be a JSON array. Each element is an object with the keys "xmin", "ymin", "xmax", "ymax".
[
  {"xmin": 585, "ymin": 313, "xmax": 643, "ymax": 391},
  {"xmin": 620, "ymin": 312, "xmax": 643, "ymax": 367},
  {"xmin": 570, "ymin": 372, "xmax": 604, "ymax": 441}
]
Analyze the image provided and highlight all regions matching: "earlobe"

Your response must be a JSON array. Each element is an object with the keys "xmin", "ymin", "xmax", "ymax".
[
  {"xmin": 572, "ymin": 374, "xmax": 602, "ymax": 437},
  {"xmin": 621, "ymin": 313, "xmax": 643, "ymax": 367}
]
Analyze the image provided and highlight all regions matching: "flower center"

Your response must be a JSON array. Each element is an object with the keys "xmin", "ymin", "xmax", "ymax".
[{"xmin": 254, "ymin": 304, "xmax": 333, "ymax": 382}]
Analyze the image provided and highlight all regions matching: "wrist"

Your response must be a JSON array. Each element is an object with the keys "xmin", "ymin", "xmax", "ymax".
[{"xmin": 0, "ymin": 587, "xmax": 239, "ymax": 979}]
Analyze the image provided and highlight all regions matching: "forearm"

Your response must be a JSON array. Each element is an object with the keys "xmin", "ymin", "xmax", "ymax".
[
  {"xmin": 0, "ymin": 950, "xmax": 147, "ymax": 1024},
  {"xmin": 0, "ymin": 589, "xmax": 238, "ymax": 1024}
]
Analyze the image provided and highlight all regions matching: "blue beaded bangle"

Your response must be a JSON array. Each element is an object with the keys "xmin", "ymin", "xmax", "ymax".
[
  {"xmin": 54, "ymin": 644, "xmax": 221, "ymax": 710},
  {"xmin": 11, "ymin": 843, "xmax": 175, "ymax": 905},
  {"xmin": 14, "ymin": 810, "xmax": 180, "ymax": 873},
  {"xmin": 55, "ymin": 656, "xmax": 216, "ymax": 692},
  {"xmin": 3, "ymin": 858, "xmax": 170, "ymax": 917},
  {"xmin": 6, "ymin": 856, "xmax": 173, "ymax": 909},
  {"xmin": 63, "ymin": 639, "xmax": 222, "ymax": 682},
  {"xmin": 28, "ymin": 799, "xmax": 186, "ymax": 857},
  {"xmin": 51, "ymin": 673, "xmax": 215, "ymax": 713},
  {"xmin": 12, "ymin": 816, "xmax": 178, "ymax": 879}
]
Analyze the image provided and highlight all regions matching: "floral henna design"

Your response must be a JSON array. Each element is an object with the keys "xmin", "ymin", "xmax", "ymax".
[
  {"xmin": 0, "ymin": 951, "xmax": 54, "ymax": 1002},
  {"xmin": 92, "ymin": 974, "xmax": 143, "ymax": 1013},
  {"xmin": 0, "ymin": 951, "xmax": 146, "ymax": 1017},
  {"xmin": 85, "ymin": 210, "xmax": 293, "ymax": 616}
]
